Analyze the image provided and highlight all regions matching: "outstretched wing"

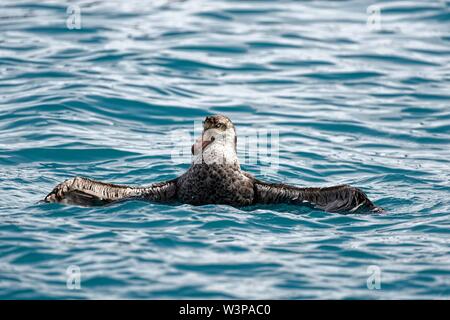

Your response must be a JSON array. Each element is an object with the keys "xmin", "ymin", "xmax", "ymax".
[
  {"xmin": 253, "ymin": 180, "xmax": 382, "ymax": 213},
  {"xmin": 44, "ymin": 176, "xmax": 177, "ymax": 206}
]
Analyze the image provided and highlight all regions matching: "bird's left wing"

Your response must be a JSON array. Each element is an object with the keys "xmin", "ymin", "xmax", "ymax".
[
  {"xmin": 253, "ymin": 179, "xmax": 382, "ymax": 213},
  {"xmin": 44, "ymin": 176, "xmax": 177, "ymax": 206}
]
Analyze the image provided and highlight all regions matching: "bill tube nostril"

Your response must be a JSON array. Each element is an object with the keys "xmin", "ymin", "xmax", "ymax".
[{"xmin": 191, "ymin": 136, "xmax": 215, "ymax": 155}]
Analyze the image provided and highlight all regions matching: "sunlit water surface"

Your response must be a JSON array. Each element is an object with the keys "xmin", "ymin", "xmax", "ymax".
[{"xmin": 0, "ymin": 0, "xmax": 449, "ymax": 299}]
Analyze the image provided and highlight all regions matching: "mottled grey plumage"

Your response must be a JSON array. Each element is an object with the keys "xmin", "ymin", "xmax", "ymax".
[
  {"xmin": 177, "ymin": 163, "xmax": 254, "ymax": 206},
  {"xmin": 44, "ymin": 115, "xmax": 382, "ymax": 213}
]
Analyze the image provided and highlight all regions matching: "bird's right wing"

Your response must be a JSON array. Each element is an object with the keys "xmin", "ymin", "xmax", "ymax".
[
  {"xmin": 44, "ymin": 176, "xmax": 177, "ymax": 206},
  {"xmin": 253, "ymin": 180, "xmax": 382, "ymax": 213}
]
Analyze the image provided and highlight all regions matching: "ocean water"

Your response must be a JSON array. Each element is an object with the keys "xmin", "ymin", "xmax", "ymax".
[{"xmin": 1, "ymin": 0, "xmax": 450, "ymax": 299}]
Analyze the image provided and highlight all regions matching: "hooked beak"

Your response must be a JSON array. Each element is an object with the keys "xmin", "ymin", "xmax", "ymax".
[{"xmin": 191, "ymin": 135, "xmax": 215, "ymax": 155}]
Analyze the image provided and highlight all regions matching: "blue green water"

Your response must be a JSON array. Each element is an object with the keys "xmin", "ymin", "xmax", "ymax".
[{"xmin": 1, "ymin": 0, "xmax": 450, "ymax": 299}]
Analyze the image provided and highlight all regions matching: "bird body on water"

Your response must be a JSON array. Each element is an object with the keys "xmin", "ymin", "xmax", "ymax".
[{"xmin": 45, "ymin": 115, "xmax": 382, "ymax": 213}]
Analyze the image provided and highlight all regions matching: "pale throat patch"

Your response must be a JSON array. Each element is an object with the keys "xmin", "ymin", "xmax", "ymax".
[{"xmin": 192, "ymin": 129, "xmax": 239, "ymax": 165}]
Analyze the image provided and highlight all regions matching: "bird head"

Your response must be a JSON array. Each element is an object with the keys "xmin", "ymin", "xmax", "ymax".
[{"xmin": 191, "ymin": 115, "xmax": 238, "ymax": 165}]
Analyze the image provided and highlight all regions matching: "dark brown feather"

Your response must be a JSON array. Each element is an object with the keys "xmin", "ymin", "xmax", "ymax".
[
  {"xmin": 44, "ymin": 176, "xmax": 178, "ymax": 206},
  {"xmin": 253, "ymin": 180, "xmax": 383, "ymax": 213}
]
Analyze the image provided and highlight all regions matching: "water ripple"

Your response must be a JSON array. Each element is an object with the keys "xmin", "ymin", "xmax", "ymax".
[{"xmin": 0, "ymin": 0, "xmax": 449, "ymax": 299}]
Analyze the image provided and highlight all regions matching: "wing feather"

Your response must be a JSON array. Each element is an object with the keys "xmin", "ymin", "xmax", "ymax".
[
  {"xmin": 44, "ymin": 176, "xmax": 177, "ymax": 206},
  {"xmin": 254, "ymin": 180, "xmax": 382, "ymax": 213}
]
